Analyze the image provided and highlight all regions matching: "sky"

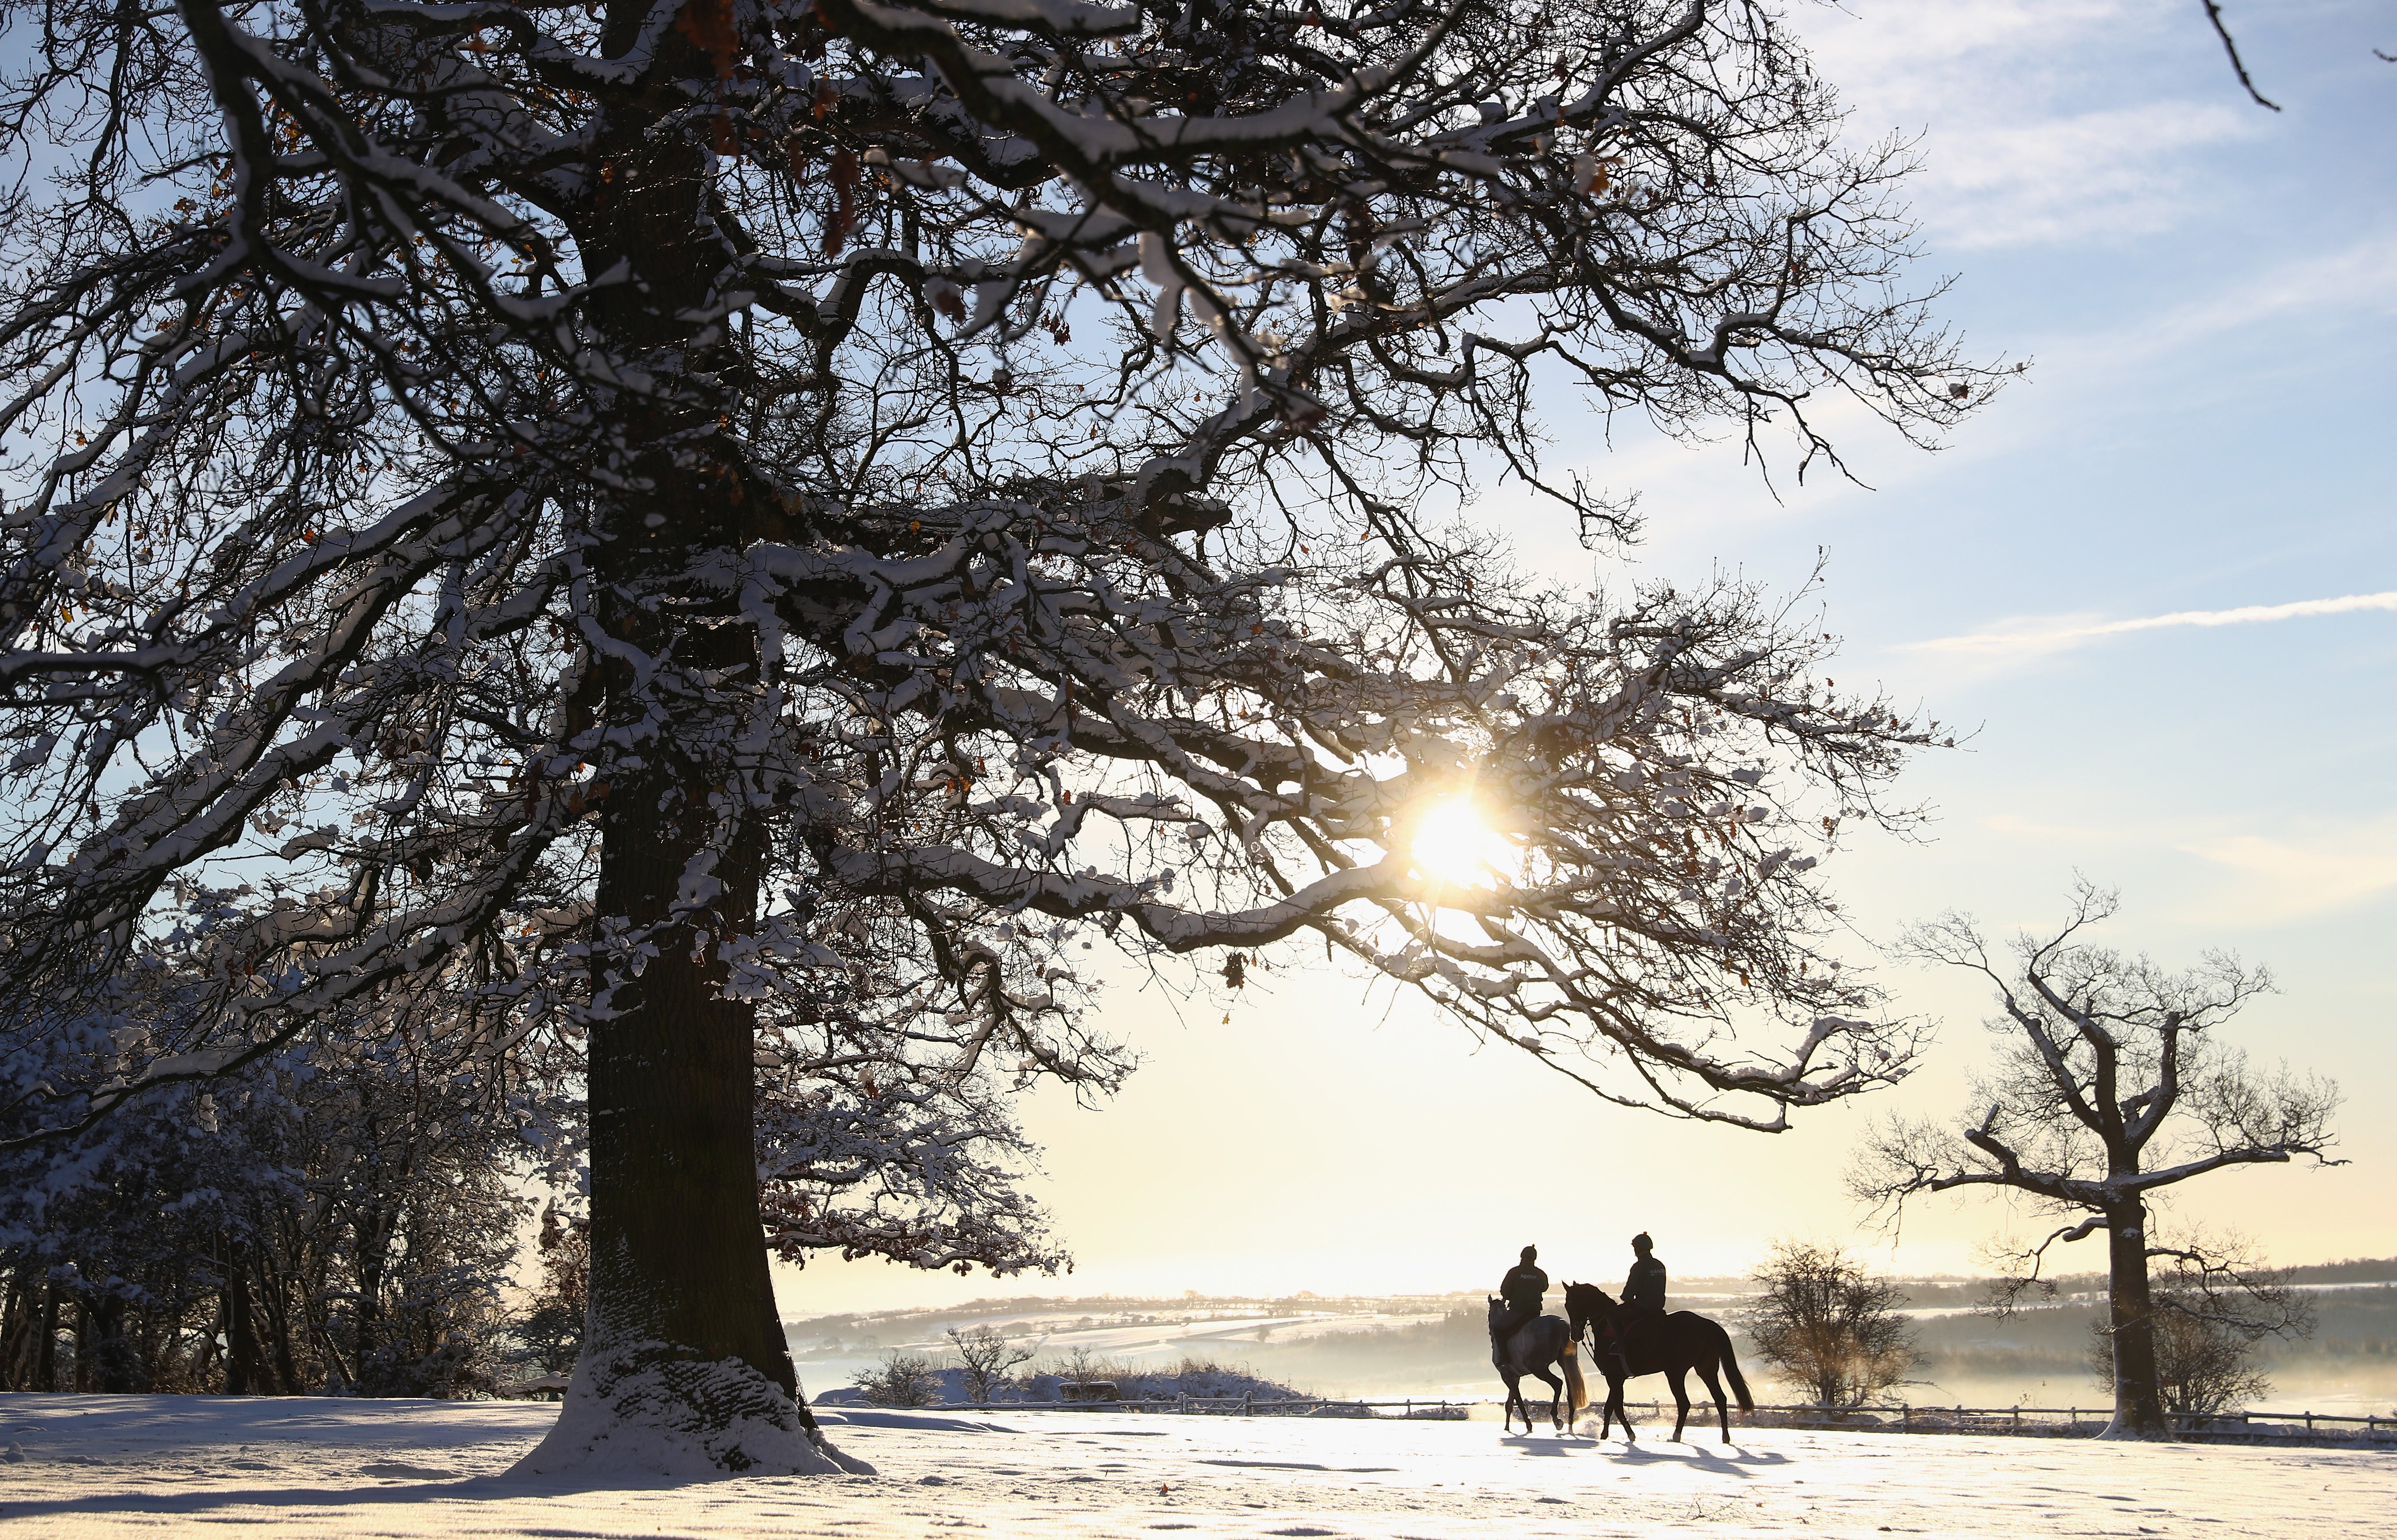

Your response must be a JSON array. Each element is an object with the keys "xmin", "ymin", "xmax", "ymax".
[{"xmin": 774, "ymin": 0, "xmax": 2397, "ymax": 1321}]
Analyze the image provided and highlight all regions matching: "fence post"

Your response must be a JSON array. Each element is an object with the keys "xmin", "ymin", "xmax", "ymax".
[
  {"xmin": 2012, "ymin": 1406, "xmax": 2020, "ymax": 1433},
  {"xmin": 1902, "ymin": 1404, "xmax": 1910, "ymax": 1431},
  {"xmin": 2305, "ymin": 1410, "xmax": 2313, "ymax": 1432}
]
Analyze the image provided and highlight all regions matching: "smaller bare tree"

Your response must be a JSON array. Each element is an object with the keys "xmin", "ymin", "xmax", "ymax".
[
  {"xmin": 946, "ymin": 1325, "xmax": 1040, "ymax": 1406},
  {"xmin": 1743, "ymin": 1240, "xmax": 1918, "ymax": 1408},
  {"xmin": 1853, "ymin": 881, "xmax": 2340, "ymax": 1438},
  {"xmin": 854, "ymin": 1352, "xmax": 943, "ymax": 1409}
]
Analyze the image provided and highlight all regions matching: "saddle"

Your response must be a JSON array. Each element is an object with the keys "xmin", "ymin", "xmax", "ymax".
[
  {"xmin": 1601, "ymin": 1303, "xmax": 1667, "ymax": 1370},
  {"xmin": 1491, "ymin": 1303, "xmax": 1543, "ymax": 1362}
]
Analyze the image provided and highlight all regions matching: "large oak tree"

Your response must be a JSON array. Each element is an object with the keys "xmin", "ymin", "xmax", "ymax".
[{"xmin": 0, "ymin": 0, "xmax": 1974, "ymax": 1474}]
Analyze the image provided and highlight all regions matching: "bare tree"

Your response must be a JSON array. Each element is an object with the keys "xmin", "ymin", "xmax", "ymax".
[
  {"xmin": 855, "ymin": 1349, "xmax": 944, "ymax": 1407},
  {"xmin": 946, "ymin": 1322, "xmax": 1039, "ymax": 1403},
  {"xmin": 1853, "ymin": 882, "xmax": 2340, "ymax": 1438},
  {"xmin": 1742, "ymin": 1239, "xmax": 1915, "ymax": 1409},
  {"xmin": 0, "ymin": 0, "xmax": 1980, "ymax": 1473}
]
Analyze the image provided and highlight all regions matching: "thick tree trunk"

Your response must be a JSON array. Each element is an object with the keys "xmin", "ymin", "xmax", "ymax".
[
  {"xmin": 512, "ymin": 6, "xmax": 864, "ymax": 1480},
  {"xmin": 514, "ymin": 671, "xmax": 863, "ymax": 1477},
  {"xmin": 510, "ymin": 328, "xmax": 858, "ymax": 1481},
  {"xmin": 2103, "ymin": 1201, "xmax": 2170, "ymax": 1438}
]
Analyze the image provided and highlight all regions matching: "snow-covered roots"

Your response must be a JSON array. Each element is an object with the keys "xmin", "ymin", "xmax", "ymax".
[{"xmin": 513, "ymin": 1339, "xmax": 872, "ymax": 1481}]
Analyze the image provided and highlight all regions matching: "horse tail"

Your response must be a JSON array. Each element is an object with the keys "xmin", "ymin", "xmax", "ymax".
[
  {"xmin": 1718, "ymin": 1328, "xmax": 1755, "ymax": 1413},
  {"xmin": 1561, "ymin": 1336, "xmax": 1589, "ymax": 1413}
]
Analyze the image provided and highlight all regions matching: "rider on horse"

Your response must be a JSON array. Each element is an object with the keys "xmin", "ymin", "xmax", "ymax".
[
  {"xmin": 1609, "ymin": 1232, "xmax": 1667, "ymax": 1370},
  {"xmin": 1495, "ymin": 1245, "xmax": 1547, "ymax": 1345}
]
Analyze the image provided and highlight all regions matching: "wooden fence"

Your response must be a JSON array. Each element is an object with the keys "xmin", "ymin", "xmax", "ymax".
[{"xmin": 862, "ymin": 1395, "xmax": 2394, "ymax": 1443}]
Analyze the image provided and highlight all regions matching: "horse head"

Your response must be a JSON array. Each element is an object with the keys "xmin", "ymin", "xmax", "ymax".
[{"xmin": 1562, "ymin": 1280, "xmax": 1617, "ymax": 1341}]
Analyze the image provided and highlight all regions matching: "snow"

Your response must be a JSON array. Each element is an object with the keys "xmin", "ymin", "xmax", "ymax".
[
  {"xmin": 512, "ymin": 1342, "xmax": 869, "ymax": 1480},
  {"xmin": 2, "ymin": 1393, "xmax": 2390, "ymax": 1537}
]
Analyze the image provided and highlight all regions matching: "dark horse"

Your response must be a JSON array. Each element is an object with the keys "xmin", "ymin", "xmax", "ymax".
[
  {"xmin": 1486, "ymin": 1297, "xmax": 1589, "ymax": 1435},
  {"xmin": 1562, "ymin": 1281, "xmax": 1754, "ymax": 1444}
]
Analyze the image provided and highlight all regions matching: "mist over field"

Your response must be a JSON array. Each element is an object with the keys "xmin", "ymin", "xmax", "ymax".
[{"xmin": 790, "ymin": 1266, "xmax": 2397, "ymax": 1416}]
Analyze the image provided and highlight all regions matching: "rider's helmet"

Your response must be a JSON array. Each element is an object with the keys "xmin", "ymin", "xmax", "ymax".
[
  {"xmin": 1631, "ymin": 1232, "xmax": 1653, "ymax": 1252},
  {"xmin": 1521, "ymin": 1244, "xmax": 1538, "ymax": 1263}
]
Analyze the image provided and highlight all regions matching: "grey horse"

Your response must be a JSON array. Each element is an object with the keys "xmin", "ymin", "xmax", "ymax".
[{"xmin": 1486, "ymin": 1296, "xmax": 1589, "ymax": 1434}]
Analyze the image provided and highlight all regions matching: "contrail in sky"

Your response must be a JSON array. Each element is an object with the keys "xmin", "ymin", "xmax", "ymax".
[{"xmin": 1905, "ymin": 590, "xmax": 2397, "ymax": 655}]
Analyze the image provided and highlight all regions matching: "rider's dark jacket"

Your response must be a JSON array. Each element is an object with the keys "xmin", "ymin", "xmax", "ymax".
[
  {"xmin": 1500, "ymin": 1262, "xmax": 1548, "ymax": 1317},
  {"xmin": 1622, "ymin": 1254, "xmax": 1667, "ymax": 1314}
]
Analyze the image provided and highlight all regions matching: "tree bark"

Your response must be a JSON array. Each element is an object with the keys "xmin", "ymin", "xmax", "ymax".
[
  {"xmin": 32, "ymin": 1280, "xmax": 58, "ymax": 1391},
  {"xmin": 0, "ymin": 1273, "xmax": 26, "ymax": 1392},
  {"xmin": 70, "ymin": 1294, "xmax": 92, "ymax": 1391},
  {"xmin": 222, "ymin": 1248, "xmax": 262, "ymax": 1395},
  {"xmin": 258, "ymin": 1257, "xmax": 301, "ymax": 1394},
  {"xmin": 354, "ymin": 1185, "xmax": 390, "ymax": 1387},
  {"xmin": 2104, "ymin": 1201, "xmax": 2170, "ymax": 1438},
  {"xmin": 585, "ymin": 752, "xmax": 787, "ymax": 1394},
  {"xmin": 84, "ymin": 1293, "xmax": 142, "ymax": 1392}
]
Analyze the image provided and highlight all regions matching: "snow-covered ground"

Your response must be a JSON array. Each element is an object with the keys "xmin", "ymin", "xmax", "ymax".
[{"xmin": 2, "ymin": 1393, "xmax": 2390, "ymax": 1537}]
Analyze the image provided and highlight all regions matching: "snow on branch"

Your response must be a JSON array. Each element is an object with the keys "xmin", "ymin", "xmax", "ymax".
[{"xmin": 0, "ymin": 0, "xmax": 1982, "ymax": 1197}]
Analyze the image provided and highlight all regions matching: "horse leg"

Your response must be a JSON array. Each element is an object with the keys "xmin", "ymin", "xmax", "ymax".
[
  {"xmin": 1588, "ymin": 1360, "xmax": 1614, "ymax": 1439},
  {"xmin": 1693, "ymin": 1362, "xmax": 1731, "ymax": 1444},
  {"xmin": 1610, "ymin": 1371, "xmax": 1635, "ymax": 1442},
  {"xmin": 1668, "ymin": 1369, "xmax": 1692, "ymax": 1442},
  {"xmin": 1502, "ymin": 1371, "xmax": 1524, "ymax": 1435},
  {"xmin": 1531, "ymin": 1366, "xmax": 1564, "ymax": 1431}
]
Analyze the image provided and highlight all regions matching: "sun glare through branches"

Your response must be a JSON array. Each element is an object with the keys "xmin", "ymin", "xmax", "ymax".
[{"xmin": 1407, "ymin": 798, "xmax": 1508, "ymax": 891}]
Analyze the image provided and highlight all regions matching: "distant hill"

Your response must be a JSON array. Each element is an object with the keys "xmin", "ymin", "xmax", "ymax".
[
  {"xmin": 2282, "ymin": 1257, "xmax": 2397, "ymax": 1285},
  {"xmin": 785, "ymin": 1257, "xmax": 2397, "ymax": 1350}
]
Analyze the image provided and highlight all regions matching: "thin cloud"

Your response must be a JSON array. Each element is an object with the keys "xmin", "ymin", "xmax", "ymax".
[
  {"xmin": 1904, "ymin": 591, "xmax": 2397, "ymax": 657},
  {"xmin": 2175, "ymin": 827, "xmax": 2397, "ymax": 924}
]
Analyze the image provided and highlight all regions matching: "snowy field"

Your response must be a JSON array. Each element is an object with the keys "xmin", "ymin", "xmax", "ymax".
[{"xmin": 3, "ymin": 1395, "xmax": 2392, "ymax": 1538}]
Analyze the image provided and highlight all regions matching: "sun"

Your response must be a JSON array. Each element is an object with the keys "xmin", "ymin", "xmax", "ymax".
[{"xmin": 1408, "ymin": 798, "xmax": 1504, "ymax": 888}]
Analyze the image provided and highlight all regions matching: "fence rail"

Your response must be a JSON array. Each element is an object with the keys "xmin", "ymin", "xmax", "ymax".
[
  {"xmin": 836, "ymin": 1395, "xmax": 1467, "ymax": 1419},
  {"xmin": 1749, "ymin": 1402, "xmax": 2394, "ymax": 1440},
  {"xmin": 850, "ymin": 1395, "xmax": 2394, "ymax": 1442}
]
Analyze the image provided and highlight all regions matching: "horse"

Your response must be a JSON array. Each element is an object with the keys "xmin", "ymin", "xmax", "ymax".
[
  {"xmin": 1485, "ymin": 1296, "xmax": 1589, "ymax": 1435},
  {"xmin": 1561, "ymin": 1281, "xmax": 1754, "ymax": 1445}
]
